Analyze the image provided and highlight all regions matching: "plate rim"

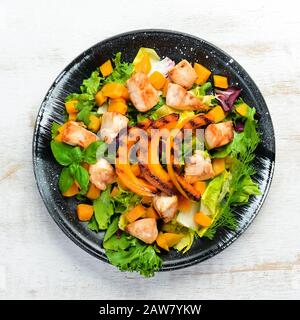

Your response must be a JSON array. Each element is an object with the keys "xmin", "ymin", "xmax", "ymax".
[{"xmin": 32, "ymin": 28, "xmax": 276, "ymax": 272}]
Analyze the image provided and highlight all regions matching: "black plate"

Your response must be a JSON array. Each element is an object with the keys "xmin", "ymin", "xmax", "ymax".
[{"xmin": 33, "ymin": 30, "xmax": 275, "ymax": 271}]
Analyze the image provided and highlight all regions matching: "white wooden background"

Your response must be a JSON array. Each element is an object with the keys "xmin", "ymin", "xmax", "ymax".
[{"xmin": 0, "ymin": 0, "xmax": 299, "ymax": 300}]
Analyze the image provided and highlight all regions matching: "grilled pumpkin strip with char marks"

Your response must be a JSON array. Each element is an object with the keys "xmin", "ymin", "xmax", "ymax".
[
  {"xmin": 174, "ymin": 173, "xmax": 201, "ymax": 201},
  {"xmin": 148, "ymin": 113, "xmax": 179, "ymax": 131},
  {"xmin": 182, "ymin": 113, "xmax": 213, "ymax": 130}
]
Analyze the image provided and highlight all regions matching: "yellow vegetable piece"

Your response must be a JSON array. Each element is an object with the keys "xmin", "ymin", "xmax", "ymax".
[
  {"xmin": 212, "ymin": 158, "xmax": 226, "ymax": 176},
  {"xmin": 207, "ymin": 105, "xmax": 226, "ymax": 123},
  {"xmin": 95, "ymin": 90, "xmax": 107, "ymax": 107},
  {"xmin": 194, "ymin": 212, "xmax": 212, "ymax": 227},
  {"xmin": 108, "ymin": 99, "xmax": 128, "ymax": 115},
  {"xmin": 86, "ymin": 183, "xmax": 101, "ymax": 200},
  {"xmin": 235, "ymin": 103, "xmax": 249, "ymax": 117},
  {"xmin": 194, "ymin": 63, "xmax": 211, "ymax": 85},
  {"xmin": 141, "ymin": 196, "xmax": 153, "ymax": 205},
  {"xmin": 145, "ymin": 206, "xmax": 160, "ymax": 220},
  {"xmin": 62, "ymin": 183, "xmax": 79, "ymax": 197},
  {"xmin": 131, "ymin": 163, "xmax": 141, "ymax": 176},
  {"xmin": 110, "ymin": 186, "xmax": 119, "ymax": 197},
  {"xmin": 77, "ymin": 204, "xmax": 94, "ymax": 221},
  {"xmin": 65, "ymin": 100, "xmax": 78, "ymax": 114},
  {"xmin": 193, "ymin": 181, "xmax": 206, "ymax": 196},
  {"xmin": 177, "ymin": 196, "xmax": 191, "ymax": 212},
  {"xmin": 133, "ymin": 47, "xmax": 160, "ymax": 65},
  {"xmin": 134, "ymin": 53, "xmax": 151, "ymax": 74},
  {"xmin": 163, "ymin": 233, "xmax": 185, "ymax": 247},
  {"xmin": 125, "ymin": 204, "xmax": 146, "ymax": 223},
  {"xmin": 156, "ymin": 232, "xmax": 169, "ymax": 251},
  {"xmin": 213, "ymin": 75, "xmax": 228, "ymax": 89},
  {"xmin": 99, "ymin": 59, "xmax": 113, "ymax": 77},
  {"xmin": 149, "ymin": 71, "xmax": 166, "ymax": 90},
  {"xmin": 102, "ymin": 83, "xmax": 127, "ymax": 99},
  {"xmin": 68, "ymin": 112, "xmax": 77, "ymax": 121},
  {"xmin": 162, "ymin": 79, "xmax": 170, "ymax": 97},
  {"xmin": 54, "ymin": 132, "xmax": 63, "ymax": 142},
  {"xmin": 87, "ymin": 114, "xmax": 101, "ymax": 132}
]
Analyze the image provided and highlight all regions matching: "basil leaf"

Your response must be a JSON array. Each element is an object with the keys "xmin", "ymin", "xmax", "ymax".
[
  {"xmin": 51, "ymin": 141, "xmax": 76, "ymax": 166},
  {"xmin": 93, "ymin": 185, "xmax": 114, "ymax": 230},
  {"xmin": 70, "ymin": 147, "xmax": 83, "ymax": 164},
  {"xmin": 58, "ymin": 167, "xmax": 74, "ymax": 193},
  {"xmin": 51, "ymin": 122, "xmax": 61, "ymax": 138},
  {"xmin": 87, "ymin": 216, "xmax": 99, "ymax": 232},
  {"xmin": 83, "ymin": 141, "xmax": 107, "ymax": 164},
  {"xmin": 103, "ymin": 216, "xmax": 119, "ymax": 242},
  {"xmin": 77, "ymin": 105, "xmax": 92, "ymax": 126},
  {"xmin": 73, "ymin": 165, "xmax": 89, "ymax": 194}
]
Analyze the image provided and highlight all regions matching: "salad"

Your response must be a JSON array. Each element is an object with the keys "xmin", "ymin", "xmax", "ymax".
[{"xmin": 50, "ymin": 47, "xmax": 260, "ymax": 277}]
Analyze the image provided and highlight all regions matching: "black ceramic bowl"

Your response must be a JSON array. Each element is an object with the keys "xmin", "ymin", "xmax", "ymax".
[{"xmin": 33, "ymin": 30, "xmax": 275, "ymax": 271}]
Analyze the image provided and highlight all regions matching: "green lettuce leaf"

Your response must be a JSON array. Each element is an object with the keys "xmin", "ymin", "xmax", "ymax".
[
  {"xmin": 80, "ymin": 71, "xmax": 101, "ymax": 96},
  {"xmin": 103, "ymin": 216, "xmax": 120, "ymax": 242},
  {"xmin": 93, "ymin": 185, "xmax": 114, "ymax": 230},
  {"xmin": 104, "ymin": 52, "xmax": 134, "ymax": 84},
  {"xmin": 105, "ymin": 235, "xmax": 162, "ymax": 277}
]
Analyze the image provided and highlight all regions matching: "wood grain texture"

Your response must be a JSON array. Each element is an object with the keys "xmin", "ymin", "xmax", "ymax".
[{"xmin": 0, "ymin": 0, "xmax": 299, "ymax": 299}]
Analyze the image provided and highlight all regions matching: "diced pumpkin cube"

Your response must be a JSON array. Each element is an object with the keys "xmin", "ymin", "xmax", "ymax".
[
  {"xmin": 149, "ymin": 71, "xmax": 166, "ymax": 90},
  {"xmin": 193, "ymin": 181, "xmax": 206, "ymax": 195},
  {"xmin": 77, "ymin": 204, "xmax": 94, "ymax": 221},
  {"xmin": 110, "ymin": 186, "xmax": 119, "ymax": 197},
  {"xmin": 54, "ymin": 132, "xmax": 63, "ymax": 142},
  {"xmin": 141, "ymin": 196, "xmax": 153, "ymax": 205},
  {"xmin": 102, "ymin": 83, "xmax": 128, "ymax": 99},
  {"xmin": 212, "ymin": 158, "xmax": 225, "ymax": 176},
  {"xmin": 207, "ymin": 105, "xmax": 226, "ymax": 123},
  {"xmin": 87, "ymin": 114, "xmax": 101, "ymax": 132},
  {"xmin": 235, "ymin": 103, "xmax": 249, "ymax": 117},
  {"xmin": 134, "ymin": 53, "xmax": 151, "ymax": 74},
  {"xmin": 145, "ymin": 206, "xmax": 160, "ymax": 220},
  {"xmin": 163, "ymin": 233, "xmax": 184, "ymax": 247},
  {"xmin": 65, "ymin": 100, "xmax": 78, "ymax": 114},
  {"xmin": 95, "ymin": 90, "xmax": 107, "ymax": 107},
  {"xmin": 194, "ymin": 63, "xmax": 211, "ymax": 85},
  {"xmin": 162, "ymin": 79, "xmax": 170, "ymax": 97},
  {"xmin": 62, "ymin": 183, "xmax": 79, "ymax": 197},
  {"xmin": 99, "ymin": 59, "xmax": 113, "ymax": 77},
  {"xmin": 177, "ymin": 196, "xmax": 191, "ymax": 212},
  {"xmin": 156, "ymin": 232, "xmax": 169, "ymax": 251},
  {"xmin": 125, "ymin": 204, "xmax": 146, "ymax": 223},
  {"xmin": 194, "ymin": 211, "xmax": 212, "ymax": 227},
  {"xmin": 68, "ymin": 112, "xmax": 77, "ymax": 121},
  {"xmin": 213, "ymin": 75, "xmax": 228, "ymax": 89},
  {"xmin": 86, "ymin": 183, "xmax": 101, "ymax": 200},
  {"xmin": 108, "ymin": 99, "xmax": 128, "ymax": 115}
]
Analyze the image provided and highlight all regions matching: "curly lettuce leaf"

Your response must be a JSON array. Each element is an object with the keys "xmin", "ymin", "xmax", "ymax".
[
  {"xmin": 104, "ymin": 52, "xmax": 134, "ymax": 84},
  {"xmin": 105, "ymin": 238, "xmax": 162, "ymax": 277},
  {"xmin": 93, "ymin": 185, "xmax": 114, "ymax": 230}
]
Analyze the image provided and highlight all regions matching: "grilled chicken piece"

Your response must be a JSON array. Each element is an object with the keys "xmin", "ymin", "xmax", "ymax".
[
  {"xmin": 61, "ymin": 121, "xmax": 99, "ymax": 148},
  {"xmin": 126, "ymin": 72, "xmax": 159, "ymax": 112},
  {"xmin": 166, "ymin": 83, "xmax": 209, "ymax": 111},
  {"xmin": 205, "ymin": 121, "xmax": 234, "ymax": 149},
  {"xmin": 126, "ymin": 218, "xmax": 158, "ymax": 244},
  {"xmin": 89, "ymin": 158, "xmax": 116, "ymax": 190},
  {"xmin": 168, "ymin": 59, "xmax": 197, "ymax": 89},
  {"xmin": 152, "ymin": 194, "xmax": 178, "ymax": 223},
  {"xmin": 184, "ymin": 150, "xmax": 214, "ymax": 184},
  {"xmin": 100, "ymin": 112, "xmax": 128, "ymax": 144}
]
